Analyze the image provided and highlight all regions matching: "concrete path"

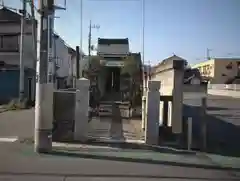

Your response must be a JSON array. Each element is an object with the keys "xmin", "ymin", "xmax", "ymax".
[
  {"xmin": 87, "ymin": 117, "xmax": 144, "ymax": 142},
  {"xmin": 88, "ymin": 103, "xmax": 144, "ymax": 142}
]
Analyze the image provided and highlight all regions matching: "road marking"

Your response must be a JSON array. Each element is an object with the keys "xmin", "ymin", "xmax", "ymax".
[{"xmin": 0, "ymin": 137, "xmax": 18, "ymax": 142}]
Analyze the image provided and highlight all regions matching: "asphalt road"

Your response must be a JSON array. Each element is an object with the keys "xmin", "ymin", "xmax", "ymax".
[
  {"xmin": 0, "ymin": 143, "xmax": 239, "ymax": 181},
  {"xmin": 0, "ymin": 97, "xmax": 240, "ymax": 180},
  {"xmin": 0, "ymin": 109, "xmax": 34, "ymax": 140}
]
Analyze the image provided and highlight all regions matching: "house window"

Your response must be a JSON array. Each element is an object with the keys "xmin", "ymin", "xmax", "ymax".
[{"xmin": 0, "ymin": 34, "xmax": 19, "ymax": 52}]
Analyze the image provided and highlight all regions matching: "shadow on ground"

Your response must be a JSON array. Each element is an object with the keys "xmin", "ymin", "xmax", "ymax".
[
  {"xmin": 110, "ymin": 104, "xmax": 125, "ymax": 140},
  {"xmin": 207, "ymin": 107, "xmax": 231, "ymax": 111},
  {"xmin": 183, "ymin": 105, "xmax": 240, "ymax": 157}
]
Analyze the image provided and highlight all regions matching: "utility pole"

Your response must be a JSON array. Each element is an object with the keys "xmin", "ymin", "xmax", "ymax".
[
  {"xmin": 35, "ymin": 0, "xmax": 55, "ymax": 153},
  {"xmin": 88, "ymin": 20, "xmax": 92, "ymax": 70},
  {"xmin": 148, "ymin": 60, "xmax": 151, "ymax": 80},
  {"xmin": 80, "ymin": 0, "xmax": 83, "ymax": 78},
  {"xmin": 141, "ymin": 0, "xmax": 146, "ymax": 93},
  {"xmin": 1, "ymin": 0, "xmax": 4, "ymax": 6},
  {"xmin": 50, "ymin": 2, "xmax": 66, "ymax": 87},
  {"xmin": 207, "ymin": 48, "xmax": 212, "ymax": 60},
  {"xmin": 28, "ymin": 0, "xmax": 37, "ymax": 102},
  {"xmin": 47, "ymin": 13, "xmax": 54, "ymax": 83},
  {"xmin": 88, "ymin": 20, "xmax": 100, "ymax": 72},
  {"xmin": 19, "ymin": 0, "xmax": 27, "ymax": 102}
]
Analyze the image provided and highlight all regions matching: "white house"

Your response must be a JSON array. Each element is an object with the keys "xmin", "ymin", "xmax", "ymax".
[
  {"xmin": 52, "ymin": 34, "xmax": 86, "ymax": 89},
  {"xmin": 68, "ymin": 46, "xmax": 85, "ymax": 87}
]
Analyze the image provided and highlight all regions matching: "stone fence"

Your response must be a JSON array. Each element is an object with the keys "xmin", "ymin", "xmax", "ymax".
[
  {"xmin": 53, "ymin": 78, "xmax": 90, "ymax": 142},
  {"xmin": 143, "ymin": 59, "xmax": 208, "ymax": 145}
]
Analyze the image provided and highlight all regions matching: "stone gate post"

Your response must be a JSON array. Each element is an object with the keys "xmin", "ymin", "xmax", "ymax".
[
  {"xmin": 74, "ymin": 78, "xmax": 90, "ymax": 142},
  {"xmin": 145, "ymin": 81, "xmax": 161, "ymax": 145}
]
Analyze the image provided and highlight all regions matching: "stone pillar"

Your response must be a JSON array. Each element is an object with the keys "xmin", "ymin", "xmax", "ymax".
[
  {"xmin": 145, "ymin": 81, "xmax": 160, "ymax": 145},
  {"xmin": 74, "ymin": 78, "xmax": 90, "ymax": 142},
  {"xmin": 141, "ymin": 95, "xmax": 147, "ymax": 129},
  {"xmin": 171, "ymin": 60, "xmax": 185, "ymax": 135}
]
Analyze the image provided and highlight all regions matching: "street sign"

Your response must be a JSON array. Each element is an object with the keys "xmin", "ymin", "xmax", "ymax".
[{"xmin": 105, "ymin": 61, "xmax": 124, "ymax": 67}]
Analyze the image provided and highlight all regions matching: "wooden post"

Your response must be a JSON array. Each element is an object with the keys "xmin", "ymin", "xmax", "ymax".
[
  {"xmin": 201, "ymin": 97, "xmax": 207, "ymax": 151},
  {"xmin": 76, "ymin": 46, "xmax": 80, "ymax": 79}
]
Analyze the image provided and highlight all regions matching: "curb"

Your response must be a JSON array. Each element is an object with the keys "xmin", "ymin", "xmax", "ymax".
[
  {"xmin": 53, "ymin": 138, "xmax": 197, "ymax": 156},
  {"xmin": 48, "ymin": 149, "xmax": 240, "ymax": 172}
]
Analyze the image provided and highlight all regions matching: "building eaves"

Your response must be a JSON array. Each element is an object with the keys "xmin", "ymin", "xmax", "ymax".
[
  {"xmin": 98, "ymin": 38, "xmax": 129, "ymax": 45},
  {"xmin": 0, "ymin": 7, "xmax": 21, "ymax": 22}
]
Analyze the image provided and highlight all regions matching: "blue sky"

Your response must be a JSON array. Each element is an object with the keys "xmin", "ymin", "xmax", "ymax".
[{"xmin": 3, "ymin": 0, "xmax": 240, "ymax": 65}]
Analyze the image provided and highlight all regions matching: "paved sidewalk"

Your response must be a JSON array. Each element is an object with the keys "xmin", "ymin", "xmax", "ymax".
[
  {"xmin": 2, "ymin": 143, "xmax": 238, "ymax": 181},
  {"xmin": 51, "ymin": 142, "xmax": 240, "ymax": 171},
  {"xmin": 0, "ymin": 105, "xmax": 7, "ymax": 113}
]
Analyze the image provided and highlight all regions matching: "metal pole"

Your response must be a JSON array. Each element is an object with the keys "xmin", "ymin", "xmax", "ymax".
[
  {"xmin": 207, "ymin": 48, "xmax": 212, "ymax": 60},
  {"xmin": 1, "ymin": 0, "xmax": 4, "ymax": 7},
  {"xmin": 51, "ymin": 12, "xmax": 56, "ymax": 87},
  {"xmin": 47, "ymin": 13, "xmax": 53, "ymax": 83},
  {"xmin": 19, "ymin": 0, "xmax": 27, "ymax": 101},
  {"xmin": 80, "ymin": 0, "xmax": 83, "ymax": 77},
  {"xmin": 142, "ymin": 0, "xmax": 146, "ymax": 92},
  {"xmin": 88, "ymin": 20, "xmax": 92, "ymax": 71},
  {"xmin": 35, "ymin": 0, "xmax": 54, "ymax": 153},
  {"xmin": 76, "ymin": 46, "xmax": 80, "ymax": 79}
]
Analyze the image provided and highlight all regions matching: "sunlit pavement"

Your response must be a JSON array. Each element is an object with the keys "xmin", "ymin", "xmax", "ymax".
[
  {"xmin": 0, "ymin": 98, "xmax": 240, "ymax": 180},
  {"xmin": 0, "ymin": 143, "xmax": 239, "ymax": 181}
]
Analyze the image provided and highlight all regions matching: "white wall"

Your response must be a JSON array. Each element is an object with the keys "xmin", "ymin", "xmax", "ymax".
[
  {"xmin": 68, "ymin": 54, "xmax": 75, "ymax": 77},
  {"xmin": 152, "ymin": 70, "xmax": 174, "ymax": 95},
  {"xmin": 80, "ymin": 56, "xmax": 89, "ymax": 77},
  {"xmin": 54, "ymin": 36, "xmax": 69, "ymax": 78}
]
